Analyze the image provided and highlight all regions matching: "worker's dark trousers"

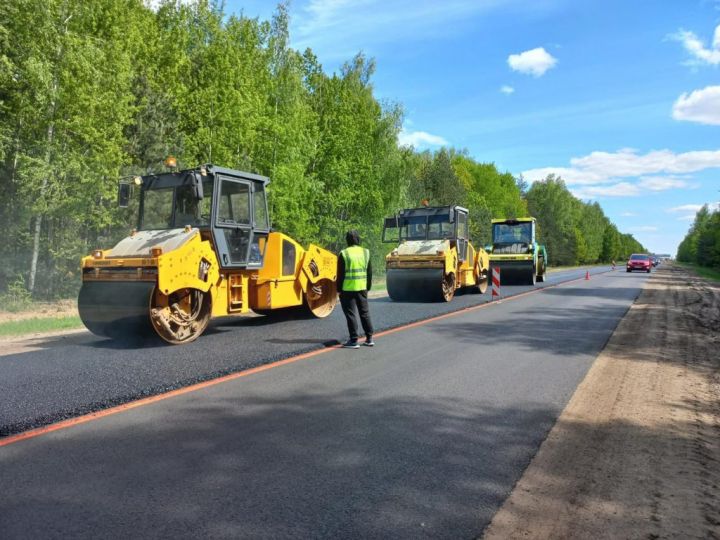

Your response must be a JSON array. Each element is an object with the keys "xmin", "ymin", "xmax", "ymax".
[{"xmin": 339, "ymin": 290, "xmax": 374, "ymax": 341}]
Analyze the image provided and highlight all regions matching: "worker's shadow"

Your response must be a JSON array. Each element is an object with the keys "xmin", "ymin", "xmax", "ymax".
[{"xmin": 265, "ymin": 338, "xmax": 340, "ymax": 346}]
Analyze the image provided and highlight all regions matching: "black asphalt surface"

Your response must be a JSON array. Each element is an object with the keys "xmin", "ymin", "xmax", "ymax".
[
  {"xmin": 0, "ymin": 269, "xmax": 650, "ymax": 539},
  {"xmin": 1, "ymin": 267, "xmax": 606, "ymax": 437}
]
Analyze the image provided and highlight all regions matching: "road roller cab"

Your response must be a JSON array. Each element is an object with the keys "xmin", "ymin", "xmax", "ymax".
[
  {"xmin": 79, "ymin": 165, "xmax": 338, "ymax": 344},
  {"xmin": 487, "ymin": 217, "xmax": 547, "ymax": 285},
  {"xmin": 382, "ymin": 205, "xmax": 489, "ymax": 302}
]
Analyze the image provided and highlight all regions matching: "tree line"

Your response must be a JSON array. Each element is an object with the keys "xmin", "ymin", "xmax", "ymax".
[
  {"xmin": 677, "ymin": 205, "xmax": 720, "ymax": 270},
  {"xmin": 0, "ymin": 0, "xmax": 644, "ymax": 301}
]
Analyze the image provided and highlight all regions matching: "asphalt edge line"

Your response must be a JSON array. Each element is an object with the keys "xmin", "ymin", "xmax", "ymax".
[{"xmin": 0, "ymin": 269, "xmax": 612, "ymax": 448}]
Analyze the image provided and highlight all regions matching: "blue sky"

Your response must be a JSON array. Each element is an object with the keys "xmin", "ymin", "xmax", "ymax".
[{"xmin": 225, "ymin": 0, "xmax": 720, "ymax": 256}]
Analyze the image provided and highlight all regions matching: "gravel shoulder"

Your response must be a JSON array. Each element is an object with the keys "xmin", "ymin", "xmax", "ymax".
[{"xmin": 483, "ymin": 263, "xmax": 720, "ymax": 539}]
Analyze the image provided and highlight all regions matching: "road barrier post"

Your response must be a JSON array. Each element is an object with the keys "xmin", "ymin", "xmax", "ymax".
[
  {"xmin": 585, "ymin": 270, "xmax": 590, "ymax": 280},
  {"xmin": 492, "ymin": 267, "xmax": 501, "ymax": 300}
]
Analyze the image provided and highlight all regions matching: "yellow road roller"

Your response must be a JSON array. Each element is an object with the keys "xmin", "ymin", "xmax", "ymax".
[
  {"xmin": 487, "ymin": 217, "xmax": 547, "ymax": 285},
  {"xmin": 79, "ymin": 165, "xmax": 337, "ymax": 344},
  {"xmin": 382, "ymin": 205, "xmax": 490, "ymax": 301}
]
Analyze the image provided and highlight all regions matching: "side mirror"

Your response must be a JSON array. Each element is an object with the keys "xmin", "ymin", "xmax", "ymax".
[{"xmin": 118, "ymin": 182, "xmax": 131, "ymax": 208}]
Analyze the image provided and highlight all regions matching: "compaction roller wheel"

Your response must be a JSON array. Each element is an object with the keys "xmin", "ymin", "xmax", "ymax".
[{"xmin": 149, "ymin": 287, "xmax": 212, "ymax": 344}]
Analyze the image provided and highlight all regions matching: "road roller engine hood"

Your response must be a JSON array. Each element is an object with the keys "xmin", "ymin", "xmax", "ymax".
[
  {"xmin": 488, "ymin": 242, "xmax": 536, "ymax": 259},
  {"xmin": 106, "ymin": 228, "xmax": 197, "ymax": 258},
  {"xmin": 392, "ymin": 239, "xmax": 450, "ymax": 257},
  {"xmin": 386, "ymin": 240, "xmax": 457, "ymax": 273}
]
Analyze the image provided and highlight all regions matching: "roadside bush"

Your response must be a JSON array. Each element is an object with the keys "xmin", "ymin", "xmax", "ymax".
[{"xmin": 0, "ymin": 274, "xmax": 33, "ymax": 312}]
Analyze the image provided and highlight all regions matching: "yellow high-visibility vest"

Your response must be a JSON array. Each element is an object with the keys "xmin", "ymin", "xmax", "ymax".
[{"xmin": 340, "ymin": 245, "xmax": 369, "ymax": 291}]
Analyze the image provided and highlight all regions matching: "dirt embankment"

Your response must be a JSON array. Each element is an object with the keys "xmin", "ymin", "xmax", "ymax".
[
  {"xmin": 483, "ymin": 264, "xmax": 720, "ymax": 539},
  {"xmin": 0, "ymin": 299, "xmax": 78, "ymax": 323}
]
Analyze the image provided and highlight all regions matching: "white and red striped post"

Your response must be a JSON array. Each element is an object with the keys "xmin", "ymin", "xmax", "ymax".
[{"xmin": 491, "ymin": 267, "xmax": 501, "ymax": 300}]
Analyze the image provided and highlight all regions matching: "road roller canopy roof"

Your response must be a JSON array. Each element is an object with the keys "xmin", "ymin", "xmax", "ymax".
[
  {"xmin": 491, "ymin": 218, "xmax": 536, "ymax": 245},
  {"xmin": 131, "ymin": 166, "xmax": 270, "ymax": 234},
  {"xmin": 123, "ymin": 165, "xmax": 271, "ymax": 268},
  {"xmin": 383, "ymin": 205, "xmax": 469, "ymax": 243}
]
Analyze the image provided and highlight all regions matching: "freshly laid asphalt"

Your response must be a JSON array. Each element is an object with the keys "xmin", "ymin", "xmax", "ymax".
[
  {"xmin": 1, "ymin": 267, "xmax": 605, "ymax": 436},
  {"xmin": 0, "ymin": 269, "xmax": 650, "ymax": 539}
]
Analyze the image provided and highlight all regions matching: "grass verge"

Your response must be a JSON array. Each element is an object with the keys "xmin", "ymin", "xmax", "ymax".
[
  {"xmin": 677, "ymin": 262, "xmax": 720, "ymax": 282},
  {"xmin": 371, "ymin": 277, "xmax": 387, "ymax": 292},
  {"xmin": 0, "ymin": 316, "xmax": 84, "ymax": 338}
]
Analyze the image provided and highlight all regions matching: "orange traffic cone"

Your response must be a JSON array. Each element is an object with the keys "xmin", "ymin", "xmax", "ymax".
[{"xmin": 585, "ymin": 270, "xmax": 590, "ymax": 280}]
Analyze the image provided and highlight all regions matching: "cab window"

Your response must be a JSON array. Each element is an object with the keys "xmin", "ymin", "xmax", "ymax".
[
  {"xmin": 253, "ymin": 185, "xmax": 269, "ymax": 229},
  {"xmin": 428, "ymin": 215, "xmax": 453, "ymax": 239},
  {"xmin": 217, "ymin": 181, "xmax": 250, "ymax": 225},
  {"xmin": 282, "ymin": 239, "xmax": 296, "ymax": 275}
]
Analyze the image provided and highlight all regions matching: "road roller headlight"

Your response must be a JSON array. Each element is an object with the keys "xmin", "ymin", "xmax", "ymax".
[
  {"xmin": 391, "ymin": 249, "xmax": 398, "ymax": 256},
  {"xmin": 150, "ymin": 247, "xmax": 163, "ymax": 257},
  {"xmin": 436, "ymin": 250, "xmax": 445, "ymax": 256},
  {"xmin": 93, "ymin": 249, "xmax": 103, "ymax": 259}
]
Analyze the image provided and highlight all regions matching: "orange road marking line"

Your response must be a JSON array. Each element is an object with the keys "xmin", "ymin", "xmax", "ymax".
[{"xmin": 0, "ymin": 269, "xmax": 611, "ymax": 447}]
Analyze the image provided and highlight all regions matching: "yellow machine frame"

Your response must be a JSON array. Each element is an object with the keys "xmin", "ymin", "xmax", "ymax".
[
  {"xmin": 383, "ymin": 205, "xmax": 489, "ymax": 302},
  {"xmin": 79, "ymin": 166, "xmax": 337, "ymax": 344}
]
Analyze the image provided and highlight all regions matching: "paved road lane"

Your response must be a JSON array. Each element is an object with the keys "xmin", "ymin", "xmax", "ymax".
[
  {"xmin": 0, "ymin": 267, "xmax": 610, "ymax": 436},
  {"xmin": 0, "ymin": 271, "xmax": 648, "ymax": 538}
]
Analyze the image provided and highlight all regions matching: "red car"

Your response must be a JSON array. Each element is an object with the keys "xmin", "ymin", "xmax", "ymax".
[{"xmin": 627, "ymin": 254, "xmax": 652, "ymax": 273}]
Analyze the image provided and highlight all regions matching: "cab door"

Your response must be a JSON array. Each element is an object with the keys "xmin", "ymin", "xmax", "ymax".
[
  {"xmin": 212, "ymin": 175, "xmax": 253, "ymax": 267},
  {"xmin": 455, "ymin": 208, "xmax": 469, "ymax": 262}
]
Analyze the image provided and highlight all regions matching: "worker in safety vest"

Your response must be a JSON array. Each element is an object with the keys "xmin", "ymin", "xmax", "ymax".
[{"xmin": 338, "ymin": 230, "xmax": 375, "ymax": 348}]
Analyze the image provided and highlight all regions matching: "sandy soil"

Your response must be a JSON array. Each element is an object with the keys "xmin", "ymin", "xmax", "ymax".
[
  {"xmin": 483, "ymin": 263, "xmax": 720, "ymax": 539},
  {"xmin": 0, "ymin": 299, "xmax": 78, "ymax": 323}
]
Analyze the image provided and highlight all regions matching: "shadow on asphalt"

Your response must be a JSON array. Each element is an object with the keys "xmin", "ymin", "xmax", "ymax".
[
  {"xmin": 430, "ymin": 302, "xmax": 632, "ymax": 357},
  {"xmin": 0, "ymin": 391, "xmax": 559, "ymax": 539},
  {"xmin": 266, "ymin": 338, "xmax": 341, "ymax": 346},
  {"xmin": 539, "ymin": 286, "xmax": 642, "ymax": 300},
  {"xmin": 5, "ymin": 383, "xmax": 713, "ymax": 539}
]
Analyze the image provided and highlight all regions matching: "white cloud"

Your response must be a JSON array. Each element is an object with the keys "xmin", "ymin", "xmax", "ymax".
[
  {"xmin": 667, "ymin": 202, "xmax": 720, "ymax": 218},
  {"xmin": 522, "ymin": 148, "xmax": 720, "ymax": 185},
  {"xmin": 500, "ymin": 85, "xmax": 515, "ymax": 94},
  {"xmin": 570, "ymin": 182, "xmax": 641, "ymax": 199},
  {"xmin": 670, "ymin": 25, "xmax": 720, "ymax": 65},
  {"xmin": 398, "ymin": 129, "xmax": 448, "ymax": 148},
  {"xmin": 638, "ymin": 176, "xmax": 689, "ymax": 191},
  {"xmin": 621, "ymin": 212, "xmax": 637, "ymax": 216},
  {"xmin": 518, "ymin": 166, "xmax": 607, "ymax": 185},
  {"xmin": 507, "ymin": 47, "xmax": 557, "ymax": 77},
  {"xmin": 666, "ymin": 204, "xmax": 704, "ymax": 213},
  {"xmin": 672, "ymin": 86, "xmax": 720, "ymax": 125}
]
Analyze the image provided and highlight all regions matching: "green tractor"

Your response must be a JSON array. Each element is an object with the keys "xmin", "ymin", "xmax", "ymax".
[{"xmin": 487, "ymin": 217, "xmax": 547, "ymax": 285}]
